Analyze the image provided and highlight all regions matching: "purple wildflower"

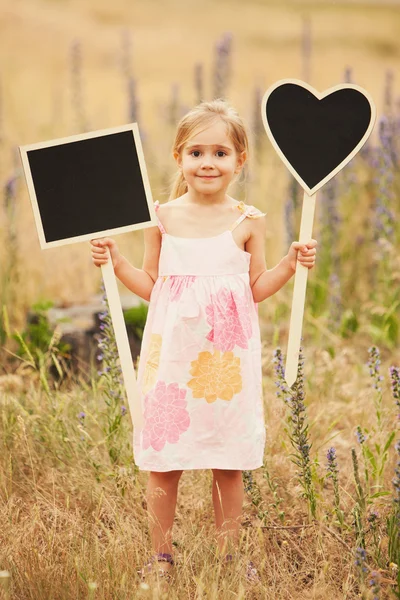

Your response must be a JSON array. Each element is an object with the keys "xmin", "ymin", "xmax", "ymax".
[
  {"xmin": 121, "ymin": 29, "xmax": 139, "ymax": 124},
  {"xmin": 368, "ymin": 569, "xmax": 381, "ymax": 599},
  {"xmin": 367, "ymin": 346, "xmax": 384, "ymax": 393},
  {"xmin": 367, "ymin": 509, "xmax": 379, "ymax": 523},
  {"xmin": 319, "ymin": 173, "xmax": 344, "ymax": 278},
  {"xmin": 326, "ymin": 447, "xmax": 337, "ymax": 474},
  {"xmin": 212, "ymin": 32, "xmax": 233, "ymax": 99},
  {"xmin": 301, "ymin": 16, "xmax": 311, "ymax": 83},
  {"xmin": 384, "ymin": 69, "xmax": 394, "ymax": 115},
  {"xmin": 251, "ymin": 85, "xmax": 264, "ymax": 155},
  {"xmin": 351, "ymin": 448, "xmax": 366, "ymax": 511},
  {"xmin": 393, "ymin": 440, "xmax": 400, "ymax": 508},
  {"xmin": 70, "ymin": 39, "xmax": 89, "ymax": 132},
  {"xmin": 328, "ymin": 272, "xmax": 342, "ymax": 332},
  {"xmin": 284, "ymin": 193, "xmax": 295, "ymax": 251},
  {"xmin": 288, "ymin": 345, "xmax": 316, "ymax": 516},
  {"xmin": 343, "ymin": 66, "xmax": 352, "ymax": 83},
  {"xmin": 166, "ymin": 82, "xmax": 180, "ymax": 126},
  {"xmin": 4, "ymin": 175, "xmax": 18, "ymax": 214},
  {"xmin": 389, "ymin": 366, "xmax": 400, "ymax": 419},
  {"xmin": 373, "ymin": 115, "xmax": 396, "ymax": 249},
  {"xmin": 326, "ymin": 447, "xmax": 343, "ymax": 524},
  {"xmin": 194, "ymin": 62, "xmax": 204, "ymax": 104},
  {"xmin": 355, "ymin": 425, "xmax": 367, "ymax": 445},
  {"xmin": 272, "ymin": 347, "xmax": 291, "ymax": 405},
  {"xmin": 354, "ymin": 546, "xmax": 368, "ymax": 573},
  {"xmin": 95, "ymin": 285, "xmax": 126, "ymax": 439},
  {"xmin": 243, "ymin": 469, "xmax": 254, "ymax": 494},
  {"xmin": 317, "ymin": 167, "xmax": 343, "ymax": 333},
  {"xmin": 284, "ymin": 175, "xmax": 298, "ymax": 251}
]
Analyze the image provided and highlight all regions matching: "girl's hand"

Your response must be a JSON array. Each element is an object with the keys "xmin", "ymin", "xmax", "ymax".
[
  {"xmin": 90, "ymin": 237, "xmax": 122, "ymax": 269},
  {"xmin": 286, "ymin": 239, "xmax": 317, "ymax": 272}
]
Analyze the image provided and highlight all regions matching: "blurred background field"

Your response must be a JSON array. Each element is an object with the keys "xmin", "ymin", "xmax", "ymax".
[
  {"xmin": 1, "ymin": 0, "xmax": 400, "ymax": 599},
  {"xmin": 1, "ymin": 0, "xmax": 400, "ymax": 316}
]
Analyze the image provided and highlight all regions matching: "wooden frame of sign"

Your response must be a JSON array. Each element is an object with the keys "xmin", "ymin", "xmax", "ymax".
[
  {"xmin": 19, "ymin": 123, "xmax": 157, "ymax": 431},
  {"xmin": 261, "ymin": 79, "xmax": 376, "ymax": 387}
]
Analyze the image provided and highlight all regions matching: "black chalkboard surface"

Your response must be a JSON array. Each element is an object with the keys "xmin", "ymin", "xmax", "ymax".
[{"xmin": 19, "ymin": 123, "xmax": 156, "ymax": 248}]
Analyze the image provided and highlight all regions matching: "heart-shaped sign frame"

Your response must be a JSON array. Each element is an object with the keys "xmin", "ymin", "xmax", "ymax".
[
  {"xmin": 261, "ymin": 78, "xmax": 376, "ymax": 196},
  {"xmin": 260, "ymin": 78, "xmax": 376, "ymax": 388}
]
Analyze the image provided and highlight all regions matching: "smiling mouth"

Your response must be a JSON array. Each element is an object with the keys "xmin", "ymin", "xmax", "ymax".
[{"xmin": 198, "ymin": 175, "xmax": 219, "ymax": 178}]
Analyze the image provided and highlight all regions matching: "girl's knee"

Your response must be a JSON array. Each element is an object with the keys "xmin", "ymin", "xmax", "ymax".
[
  {"xmin": 212, "ymin": 469, "xmax": 242, "ymax": 478},
  {"xmin": 150, "ymin": 469, "xmax": 183, "ymax": 481}
]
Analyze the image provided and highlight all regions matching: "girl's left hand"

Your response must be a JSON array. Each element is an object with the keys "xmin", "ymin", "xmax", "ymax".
[{"xmin": 286, "ymin": 239, "xmax": 317, "ymax": 272}]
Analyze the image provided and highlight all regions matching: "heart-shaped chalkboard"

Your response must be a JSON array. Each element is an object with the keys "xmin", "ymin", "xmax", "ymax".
[{"xmin": 261, "ymin": 79, "xmax": 376, "ymax": 196}]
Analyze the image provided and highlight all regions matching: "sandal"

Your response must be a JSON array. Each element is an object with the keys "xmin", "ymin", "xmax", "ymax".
[
  {"xmin": 245, "ymin": 560, "xmax": 261, "ymax": 585},
  {"xmin": 223, "ymin": 554, "xmax": 261, "ymax": 585},
  {"xmin": 137, "ymin": 552, "xmax": 175, "ymax": 584}
]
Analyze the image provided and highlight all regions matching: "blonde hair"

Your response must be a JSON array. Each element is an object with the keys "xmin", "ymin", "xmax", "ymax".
[{"xmin": 168, "ymin": 99, "xmax": 249, "ymax": 201}]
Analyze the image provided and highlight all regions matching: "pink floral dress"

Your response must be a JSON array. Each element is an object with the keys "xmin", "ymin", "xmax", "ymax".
[{"xmin": 133, "ymin": 200, "xmax": 267, "ymax": 472}]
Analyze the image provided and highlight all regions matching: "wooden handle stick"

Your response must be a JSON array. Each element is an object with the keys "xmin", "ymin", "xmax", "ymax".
[
  {"xmin": 100, "ymin": 246, "xmax": 144, "ymax": 430},
  {"xmin": 284, "ymin": 191, "xmax": 316, "ymax": 388}
]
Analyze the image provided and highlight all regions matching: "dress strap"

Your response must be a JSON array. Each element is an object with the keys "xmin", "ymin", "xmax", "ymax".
[
  {"xmin": 229, "ymin": 201, "xmax": 267, "ymax": 232},
  {"xmin": 154, "ymin": 200, "xmax": 166, "ymax": 235}
]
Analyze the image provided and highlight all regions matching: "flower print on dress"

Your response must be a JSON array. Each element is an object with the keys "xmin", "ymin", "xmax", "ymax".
[
  {"xmin": 187, "ymin": 349, "xmax": 242, "ymax": 403},
  {"xmin": 205, "ymin": 287, "xmax": 252, "ymax": 351},
  {"xmin": 142, "ymin": 333, "xmax": 162, "ymax": 395},
  {"xmin": 142, "ymin": 381, "xmax": 190, "ymax": 452}
]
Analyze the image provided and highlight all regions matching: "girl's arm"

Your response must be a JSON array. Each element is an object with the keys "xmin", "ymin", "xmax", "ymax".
[
  {"xmin": 251, "ymin": 257, "xmax": 295, "ymax": 303},
  {"xmin": 114, "ymin": 256, "xmax": 155, "ymax": 302},
  {"xmin": 246, "ymin": 217, "xmax": 295, "ymax": 303},
  {"xmin": 248, "ymin": 219, "xmax": 316, "ymax": 303},
  {"xmin": 91, "ymin": 235, "xmax": 158, "ymax": 302},
  {"xmin": 114, "ymin": 224, "xmax": 161, "ymax": 302}
]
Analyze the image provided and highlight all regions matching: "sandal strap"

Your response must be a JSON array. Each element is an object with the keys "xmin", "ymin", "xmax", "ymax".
[
  {"xmin": 246, "ymin": 560, "xmax": 261, "ymax": 583},
  {"xmin": 155, "ymin": 552, "xmax": 174, "ymax": 566},
  {"xmin": 138, "ymin": 553, "xmax": 175, "ymax": 580}
]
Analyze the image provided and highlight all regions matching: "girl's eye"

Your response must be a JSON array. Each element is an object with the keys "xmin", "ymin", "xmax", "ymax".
[{"xmin": 190, "ymin": 150, "xmax": 226, "ymax": 157}]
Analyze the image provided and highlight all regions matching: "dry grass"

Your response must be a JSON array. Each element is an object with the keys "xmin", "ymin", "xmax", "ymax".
[
  {"xmin": 1, "ymin": 0, "xmax": 400, "ymax": 318},
  {"xmin": 0, "ymin": 341, "xmax": 399, "ymax": 598}
]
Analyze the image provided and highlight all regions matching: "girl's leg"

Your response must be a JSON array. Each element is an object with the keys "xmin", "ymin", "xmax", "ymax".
[
  {"xmin": 211, "ymin": 469, "xmax": 244, "ymax": 556},
  {"xmin": 145, "ymin": 470, "xmax": 183, "ymax": 569}
]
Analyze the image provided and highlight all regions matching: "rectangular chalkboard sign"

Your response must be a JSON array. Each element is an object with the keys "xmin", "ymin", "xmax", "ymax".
[{"xmin": 19, "ymin": 123, "xmax": 157, "ymax": 248}]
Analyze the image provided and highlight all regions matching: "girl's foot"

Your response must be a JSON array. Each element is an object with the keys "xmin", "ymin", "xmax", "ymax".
[
  {"xmin": 222, "ymin": 553, "xmax": 261, "ymax": 585},
  {"xmin": 245, "ymin": 560, "xmax": 261, "ymax": 585},
  {"xmin": 137, "ymin": 552, "xmax": 175, "ymax": 584}
]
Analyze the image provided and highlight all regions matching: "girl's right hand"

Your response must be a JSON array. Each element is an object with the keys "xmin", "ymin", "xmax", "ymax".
[{"xmin": 90, "ymin": 238, "xmax": 122, "ymax": 269}]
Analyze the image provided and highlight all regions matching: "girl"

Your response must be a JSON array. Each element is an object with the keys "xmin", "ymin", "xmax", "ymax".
[{"xmin": 90, "ymin": 99, "xmax": 317, "ymax": 585}]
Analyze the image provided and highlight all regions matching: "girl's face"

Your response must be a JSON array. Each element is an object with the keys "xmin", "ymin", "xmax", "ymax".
[{"xmin": 174, "ymin": 119, "xmax": 246, "ymax": 197}]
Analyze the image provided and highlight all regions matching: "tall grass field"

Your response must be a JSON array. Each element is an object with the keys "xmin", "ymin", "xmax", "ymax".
[{"xmin": 1, "ymin": 0, "xmax": 400, "ymax": 597}]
